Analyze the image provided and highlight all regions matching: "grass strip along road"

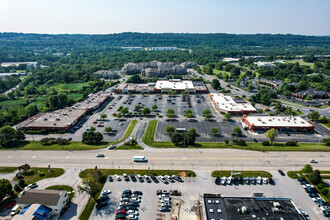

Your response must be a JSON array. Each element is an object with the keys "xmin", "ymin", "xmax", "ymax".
[
  {"xmin": 211, "ymin": 170, "xmax": 272, "ymax": 178},
  {"xmin": 118, "ymin": 119, "xmax": 137, "ymax": 142},
  {"xmin": 142, "ymin": 121, "xmax": 330, "ymax": 151},
  {"xmin": 13, "ymin": 167, "xmax": 64, "ymax": 185}
]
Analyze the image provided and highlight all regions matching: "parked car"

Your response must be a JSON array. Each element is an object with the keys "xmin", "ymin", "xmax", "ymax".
[
  {"xmin": 278, "ymin": 170, "xmax": 285, "ymax": 176},
  {"xmin": 108, "ymin": 175, "xmax": 113, "ymax": 182},
  {"xmin": 160, "ymin": 207, "xmax": 171, "ymax": 212},
  {"xmin": 133, "ymin": 191, "xmax": 143, "ymax": 195},
  {"xmin": 308, "ymin": 193, "xmax": 318, "ymax": 198},
  {"xmin": 102, "ymin": 190, "xmax": 111, "ymax": 195},
  {"xmin": 114, "ymin": 174, "xmax": 121, "ymax": 181},
  {"xmin": 6, "ymin": 201, "xmax": 16, "ymax": 209}
]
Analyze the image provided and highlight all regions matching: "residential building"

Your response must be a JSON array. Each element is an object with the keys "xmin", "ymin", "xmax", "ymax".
[
  {"xmin": 209, "ymin": 93, "xmax": 257, "ymax": 114},
  {"xmin": 241, "ymin": 115, "xmax": 315, "ymax": 132},
  {"xmin": 291, "ymin": 89, "xmax": 330, "ymax": 99}
]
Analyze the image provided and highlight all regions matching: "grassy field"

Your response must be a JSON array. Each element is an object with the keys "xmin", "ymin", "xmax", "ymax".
[
  {"xmin": 142, "ymin": 120, "xmax": 157, "ymax": 145},
  {"xmin": 118, "ymin": 120, "xmax": 137, "ymax": 142},
  {"xmin": 0, "ymin": 167, "xmax": 17, "ymax": 173},
  {"xmin": 211, "ymin": 170, "xmax": 272, "ymax": 178},
  {"xmin": 79, "ymin": 169, "xmax": 196, "ymax": 178},
  {"xmin": 0, "ymin": 141, "xmax": 112, "ymax": 151},
  {"xmin": 13, "ymin": 167, "xmax": 64, "ymax": 185},
  {"xmin": 285, "ymin": 59, "xmax": 314, "ymax": 67},
  {"xmin": 213, "ymin": 69, "xmax": 228, "ymax": 76},
  {"xmin": 50, "ymin": 83, "xmax": 89, "ymax": 92},
  {"xmin": 0, "ymin": 99, "xmax": 27, "ymax": 111},
  {"xmin": 45, "ymin": 185, "xmax": 74, "ymax": 200}
]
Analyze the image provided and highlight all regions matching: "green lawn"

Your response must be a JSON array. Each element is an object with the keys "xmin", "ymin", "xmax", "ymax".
[
  {"xmin": 285, "ymin": 60, "xmax": 314, "ymax": 67},
  {"xmin": 213, "ymin": 69, "xmax": 228, "ymax": 76},
  {"xmin": 118, "ymin": 120, "xmax": 137, "ymax": 142},
  {"xmin": 0, "ymin": 141, "xmax": 112, "ymax": 151},
  {"xmin": 45, "ymin": 185, "xmax": 74, "ymax": 200},
  {"xmin": 0, "ymin": 167, "xmax": 17, "ymax": 173},
  {"xmin": 142, "ymin": 120, "xmax": 158, "ymax": 145},
  {"xmin": 321, "ymin": 123, "xmax": 330, "ymax": 129},
  {"xmin": 13, "ymin": 167, "xmax": 64, "ymax": 185},
  {"xmin": 211, "ymin": 170, "xmax": 272, "ymax": 178},
  {"xmin": 0, "ymin": 99, "xmax": 27, "ymax": 111},
  {"xmin": 116, "ymin": 144, "xmax": 143, "ymax": 150},
  {"xmin": 79, "ymin": 169, "xmax": 196, "ymax": 179},
  {"xmin": 50, "ymin": 83, "xmax": 89, "ymax": 92}
]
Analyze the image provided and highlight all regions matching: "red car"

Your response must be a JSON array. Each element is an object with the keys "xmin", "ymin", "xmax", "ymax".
[
  {"xmin": 116, "ymin": 209, "xmax": 126, "ymax": 215},
  {"xmin": 7, "ymin": 200, "xmax": 16, "ymax": 209},
  {"xmin": 93, "ymin": 121, "xmax": 98, "ymax": 124},
  {"xmin": 97, "ymin": 124, "xmax": 104, "ymax": 127}
]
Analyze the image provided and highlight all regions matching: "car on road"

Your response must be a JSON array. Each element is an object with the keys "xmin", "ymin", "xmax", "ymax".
[
  {"xmin": 278, "ymin": 170, "xmax": 285, "ymax": 176},
  {"xmin": 310, "ymin": 159, "xmax": 318, "ymax": 163},
  {"xmin": 96, "ymin": 153, "xmax": 105, "ymax": 157},
  {"xmin": 108, "ymin": 145, "xmax": 117, "ymax": 150},
  {"xmin": 102, "ymin": 190, "xmax": 111, "ymax": 195}
]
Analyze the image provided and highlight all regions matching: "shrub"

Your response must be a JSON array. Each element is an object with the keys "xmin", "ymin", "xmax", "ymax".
[
  {"xmin": 237, "ymin": 139, "xmax": 247, "ymax": 146},
  {"xmin": 317, "ymin": 183, "xmax": 327, "ymax": 190},
  {"xmin": 232, "ymin": 138, "xmax": 238, "ymax": 144},
  {"xmin": 320, "ymin": 188, "xmax": 329, "ymax": 196},
  {"xmin": 224, "ymin": 139, "xmax": 229, "ymax": 144},
  {"xmin": 40, "ymin": 137, "xmax": 57, "ymax": 145},
  {"xmin": 39, "ymin": 172, "xmax": 45, "ymax": 177},
  {"xmin": 14, "ymin": 184, "xmax": 21, "ymax": 192},
  {"xmin": 286, "ymin": 141, "xmax": 297, "ymax": 146},
  {"xmin": 262, "ymin": 140, "xmax": 270, "ymax": 146},
  {"xmin": 18, "ymin": 179, "xmax": 26, "ymax": 187},
  {"xmin": 323, "ymin": 138, "xmax": 330, "ymax": 146}
]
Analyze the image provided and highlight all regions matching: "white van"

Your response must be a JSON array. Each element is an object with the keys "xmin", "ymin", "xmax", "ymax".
[
  {"xmin": 11, "ymin": 205, "xmax": 19, "ymax": 216},
  {"xmin": 134, "ymin": 156, "xmax": 147, "ymax": 162}
]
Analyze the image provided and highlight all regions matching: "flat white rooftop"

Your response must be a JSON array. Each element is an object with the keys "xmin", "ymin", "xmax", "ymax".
[
  {"xmin": 244, "ymin": 116, "xmax": 313, "ymax": 128},
  {"xmin": 210, "ymin": 93, "xmax": 256, "ymax": 113},
  {"xmin": 155, "ymin": 80, "xmax": 194, "ymax": 90}
]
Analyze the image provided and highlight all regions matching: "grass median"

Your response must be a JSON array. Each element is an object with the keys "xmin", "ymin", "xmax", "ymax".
[
  {"xmin": 142, "ymin": 121, "xmax": 330, "ymax": 151},
  {"xmin": 0, "ymin": 167, "xmax": 17, "ymax": 173},
  {"xmin": 0, "ymin": 141, "xmax": 112, "ymax": 151},
  {"xmin": 211, "ymin": 170, "xmax": 272, "ymax": 178},
  {"xmin": 13, "ymin": 167, "xmax": 65, "ymax": 185},
  {"xmin": 79, "ymin": 168, "xmax": 196, "ymax": 179},
  {"xmin": 118, "ymin": 120, "xmax": 137, "ymax": 142}
]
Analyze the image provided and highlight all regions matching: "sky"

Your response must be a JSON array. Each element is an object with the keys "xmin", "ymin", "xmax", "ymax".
[{"xmin": 0, "ymin": 0, "xmax": 329, "ymax": 35}]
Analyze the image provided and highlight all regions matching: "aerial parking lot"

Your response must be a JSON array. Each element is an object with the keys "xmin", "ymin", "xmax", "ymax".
[{"xmin": 90, "ymin": 170, "xmax": 326, "ymax": 220}]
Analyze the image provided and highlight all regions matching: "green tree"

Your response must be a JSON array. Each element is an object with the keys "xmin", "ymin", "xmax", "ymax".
[
  {"xmin": 211, "ymin": 127, "xmax": 219, "ymax": 134},
  {"xmin": 305, "ymin": 94, "xmax": 313, "ymax": 100},
  {"xmin": 134, "ymin": 105, "xmax": 141, "ymax": 111},
  {"xmin": 247, "ymin": 84, "xmax": 254, "ymax": 92},
  {"xmin": 100, "ymin": 114, "xmax": 107, "ymax": 119},
  {"xmin": 165, "ymin": 126, "xmax": 175, "ymax": 134},
  {"xmin": 204, "ymin": 113, "xmax": 212, "ymax": 120},
  {"xmin": 25, "ymin": 104, "xmax": 39, "ymax": 117},
  {"xmin": 82, "ymin": 131, "xmax": 103, "ymax": 144},
  {"xmin": 202, "ymin": 109, "xmax": 211, "ymax": 115},
  {"xmin": 185, "ymin": 113, "xmax": 194, "ymax": 118},
  {"xmin": 232, "ymin": 127, "xmax": 242, "ymax": 136},
  {"xmin": 284, "ymin": 107, "xmax": 292, "ymax": 116},
  {"xmin": 142, "ymin": 107, "xmax": 151, "ymax": 116},
  {"xmin": 301, "ymin": 164, "xmax": 313, "ymax": 175},
  {"xmin": 308, "ymin": 111, "xmax": 320, "ymax": 122},
  {"xmin": 120, "ymin": 107, "xmax": 129, "ymax": 115},
  {"xmin": 211, "ymin": 79, "xmax": 221, "ymax": 90},
  {"xmin": 264, "ymin": 128, "xmax": 278, "ymax": 145},
  {"xmin": 167, "ymin": 109, "xmax": 174, "ymax": 114},
  {"xmin": 0, "ymin": 126, "xmax": 25, "ymax": 148},
  {"xmin": 184, "ymin": 131, "xmax": 196, "ymax": 145},
  {"xmin": 152, "ymin": 104, "xmax": 158, "ymax": 111},
  {"xmin": 116, "ymin": 113, "xmax": 122, "ymax": 118},
  {"xmin": 78, "ymin": 173, "xmax": 102, "ymax": 201},
  {"xmin": 236, "ymin": 79, "xmax": 241, "ymax": 86},
  {"xmin": 18, "ymin": 164, "xmax": 31, "ymax": 173},
  {"xmin": 89, "ymin": 126, "xmax": 96, "ymax": 132},
  {"xmin": 0, "ymin": 179, "xmax": 12, "ymax": 201},
  {"xmin": 104, "ymin": 127, "xmax": 112, "ymax": 133},
  {"xmin": 171, "ymin": 132, "xmax": 183, "ymax": 145},
  {"xmin": 309, "ymin": 169, "xmax": 322, "ymax": 185},
  {"xmin": 224, "ymin": 113, "xmax": 232, "ymax": 120},
  {"xmin": 188, "ymin": 128, "xmax": 197, "ymax": 136}
]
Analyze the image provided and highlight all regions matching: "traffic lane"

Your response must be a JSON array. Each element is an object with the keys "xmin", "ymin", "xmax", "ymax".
[{"xmin": 1, "ymin": 149, "xmax": 329, "ymax": 171}]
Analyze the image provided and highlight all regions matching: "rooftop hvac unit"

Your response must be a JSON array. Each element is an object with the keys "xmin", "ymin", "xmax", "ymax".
[
  {"xmin": 56, "ymin": 118, "xmax": 60, "ymax": 121},
  {"xmin": 43, "ymin": 118, "xmax": 47, "ymax": 121},
  {"xmin": 257, "ymin": 118, "xmax": 261, "ymax": 121},
  {"xmin": 53, "ymin": 123, "xmax": 56, "ymax": 125}
]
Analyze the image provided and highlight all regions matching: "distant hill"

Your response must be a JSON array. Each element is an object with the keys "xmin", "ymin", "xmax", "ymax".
[{"xmin": 0, "ymin": 32, "xmax": 329, "ymax": 49}]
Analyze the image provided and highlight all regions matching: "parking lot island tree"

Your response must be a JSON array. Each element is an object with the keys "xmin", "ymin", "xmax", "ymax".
[
  {"xmin": 301, "ymin": 164, "xmax": 313, "ymax": 176},
  {"xmin": 165, "ymin": 126, "xmax": 175, "ymax": 134},
  {"xmin": 232, "ymin": 127, "xmax": 242, "ymax": 136},
  {"xmin": 264, "ymin": 128, "xmax": 278, "ymax": 145},
  {"xmin": 104, "ymin": 127, "xmax": 112, "ymax": 133},
  {"xmin": 142, "ymin": 107, "xmax": 151, "ymax": 116},
  {"xmin": 134, "ymin": 105, "xmax": 141, "ymax": 111},
  {"xmin": 211, "ymin": 127, "xmax": 219, "ymax": 135},
  {"xmin": 224, "ymin": 113, "xmax": 232, "ymax": 120},
  {"xmin": 309, "ymin": 169, "xmax": 322, "ymax": 185},
  {"xmin": 0, "ymin": 179, "xmax": 12, "ymax": 201},
  {"xmin": 78, "ymin": 173, "xmax": 102, "ymax": 202},
  {"xmin": 82, "ymin": 131, "xmax": 103, "ymax": 144},
  {"xmin": 152, "ymin": 104, "xmax": 158, "ymax": 111},
  {"xmin": 100, "ymin": 114, "xmax": 107, "ymax": 119}
]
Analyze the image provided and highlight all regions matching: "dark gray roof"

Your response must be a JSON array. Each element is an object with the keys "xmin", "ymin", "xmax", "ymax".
[{"xmin": 18, "ymin": 189, "xmax": 65, "ymax": 206}]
